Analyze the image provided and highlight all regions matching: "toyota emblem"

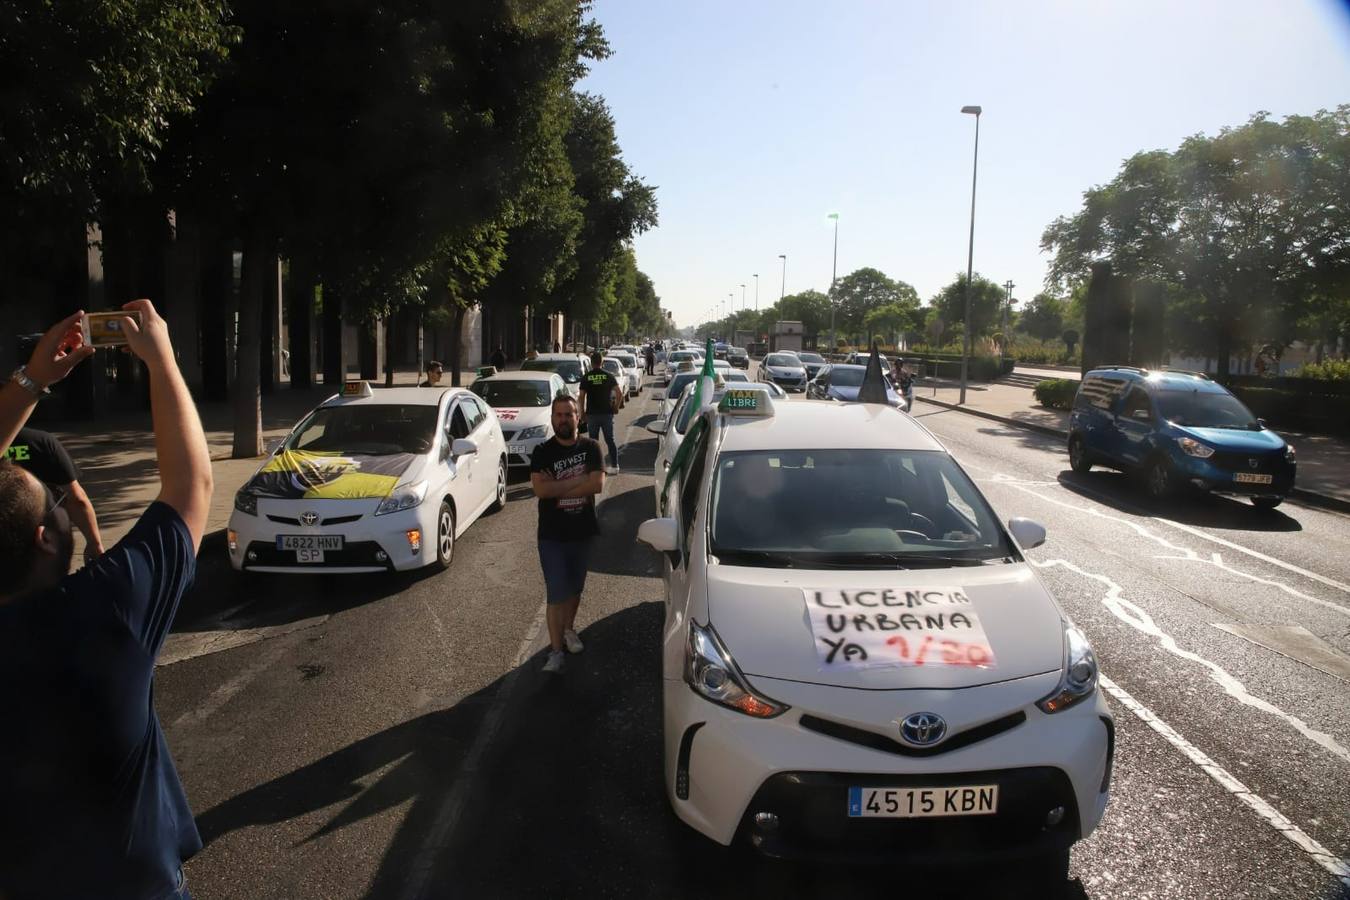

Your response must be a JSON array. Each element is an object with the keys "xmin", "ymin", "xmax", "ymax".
[
  {"xmin": 900, "ymin": 712, "xmax": 947, "ymax": 746},
  {"xmin": 300, "ymin": 511, "xmax": 319, "ymax": 526}
]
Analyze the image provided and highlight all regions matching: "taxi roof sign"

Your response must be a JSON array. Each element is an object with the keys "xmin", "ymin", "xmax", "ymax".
[
  {"xmin": 718, "ymin": 387, "xmax": 774, "ymax": 417},
  {"xmin": 343, "ymin": 380, "xmax": 374, "ymax": 398}
]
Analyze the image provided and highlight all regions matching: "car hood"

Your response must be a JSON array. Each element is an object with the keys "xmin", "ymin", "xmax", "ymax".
[
  {"xmin": 707, "ymin": 562, "xmax": 1063, "ymax": 690},
  {"xmin": 1173, "ymin": 424, "xmax": 1286, "ymax": 452},
  {"xmin": 244, "ymin": 448, "xmax": 419, "ymax": 500},
  {"xmin": 491, "ymin": 406, "xmax": 550, "ymax": 430},
  {"xmin": 765, "ymin": 365, "xmax": 805, "ymax": 375}
]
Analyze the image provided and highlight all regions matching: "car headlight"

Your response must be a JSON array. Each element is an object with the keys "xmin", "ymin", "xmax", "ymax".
[
  {"xmin": 1037, "ymin": 624, "xmax": 1098, "ymax": 714},
  {"xmin": 234, "ymin": 489, "xmax": 257, "ymax": 516},
  {"xmin": 1285, "ymin": 444, "xmax": 1296, "ymax": 462},
  {"xmin": 684, "ymin": 620, "xmax": 788, "ymax": 718},
  {"xmin": 375, "ymin": 480, "xmax": 428, "ymax": 516},
  {"xmin": 1177, "ymin": 436, "xmax": 1214, "ymax": 458},
  {"xmin": 517, "ymin": 425, "xmax": 547, "ymax": 440}
]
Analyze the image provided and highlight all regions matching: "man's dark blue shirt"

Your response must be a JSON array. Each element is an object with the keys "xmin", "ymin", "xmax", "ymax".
[{"xmin": 0, "ymin": 502, "xmax": 199, "ymax": 899}]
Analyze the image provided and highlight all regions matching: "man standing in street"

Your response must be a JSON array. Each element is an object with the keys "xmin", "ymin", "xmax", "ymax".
[
  {"xmin": 530, "ymin": 394, "xmax": 604, "ymax": 674},
  {"xmin": 580, "ymin": 351, "xmax": 623, "ymax": 475},
  {"xmin": 490, "ymin": 344, "xmax": 507, "ymax": 372},
  {"xmin": 644, "ymin": 343, "xmax": 655, "ymax": 376},
  {"xmin": 0, "ymin": 300, "xmax": 213, "ymax": 900},
  {"xmin": 894, "ymin": 358, "xmax": 916, "ymax": 410},
  {"xmin": 5, "ymin": 425, "xmax": 105, "ymax": 566},
  {"xmin": 419, "ymin": 360, "xmax": 445, "ymax": 387}
]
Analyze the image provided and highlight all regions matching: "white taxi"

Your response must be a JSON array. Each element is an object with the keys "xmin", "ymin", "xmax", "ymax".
[
  {"xmin": 228, "ymin": 382, "xmax": 507, "ymax": 573},
  {"xmin": 638, "ymin": 386, "xmax": 1112, "ymax": 878},
  {"xmin": 470, "ymin": 370, "xmax": 566, "ymax": 468}
]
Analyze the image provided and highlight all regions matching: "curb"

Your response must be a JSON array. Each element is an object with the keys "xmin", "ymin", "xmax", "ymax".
[{"xmin": 914, "ymin": 396, "xmax": 1350, "ymax": 516}]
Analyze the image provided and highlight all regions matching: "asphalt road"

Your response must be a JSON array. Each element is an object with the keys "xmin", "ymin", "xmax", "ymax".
[{"xmin": 155, "ymin": 370, "xmax": 1350, "ymax": 899}]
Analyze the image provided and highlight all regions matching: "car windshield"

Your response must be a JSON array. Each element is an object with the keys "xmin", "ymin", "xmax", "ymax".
[
  {"xmin": 765, "ymin": 354, "xmax": 799, "ymax": 367},
  {"xmin": 829, "ymin": 367, "xmax": 865, "ymax": 386},
  {"xmin": 797, "ymin": 352, "xmax": 825, "ymax": 364},
  {"xmin": 522, "ymin": 358, "xmax": 582, "ymax": 383},
  {"xmin": 667, "ymin": 372, "xmax": 699, "ymax": 399},
  {"xmin": 614, "ymin": 354, "xmax": 637, "ymax": 367},
  {"xmin": 728, "ymin": 348, "xmax": 747, "ymax": 357},
  {"xmin": 723, "ymin": 371, "xmax": 749, "ymax": 382},
  {"xmin": 471, "ymin": 379, "xmax": 554, "ymax": 407},
  {"xmin": 709, "ymin": 449, "xmax": 1013, "ymax": 568},
  {"xmin": 287, "ymin": 405, "xmax": 439, "ymax": 455},
  {"xmin": 670, "ymin": 352, "xmax": 694, "ymax": 364},
  {"xmin": 1154, "ymin": 389, "xmax": 1258, "ymax": 429},
  {"xmin": 602, "ymin": 359, "xmax": 623, "ymax": 376}
]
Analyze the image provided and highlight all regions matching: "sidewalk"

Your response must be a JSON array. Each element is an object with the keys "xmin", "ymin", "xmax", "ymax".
[
  {"xmin": 912, "ymin": 377, "xmax": 1350, "ymax": 510},
  {"xmin": 43, "ymin": 369, "xmax": 478, "ymax": 559}
]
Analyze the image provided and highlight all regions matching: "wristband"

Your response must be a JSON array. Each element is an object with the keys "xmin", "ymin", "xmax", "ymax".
[{"xmin": 10, "ymin": 366, "xmax": 51, "ymax": 398}]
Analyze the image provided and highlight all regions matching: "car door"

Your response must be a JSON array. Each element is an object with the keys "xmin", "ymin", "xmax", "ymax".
[
  {"xmin": 446, "ymin": 399, "xmax": 476, "ymax": 520},
  {"xmin": 1115, "ymin": 384, "xmax": 1156, "ymax": 468},
  {"xmin": 467, "ymin": 395, "xmax": 500, "ymax": 510},
  {"xmin": 1079, "ymin": 375, "xmax": 1129, "ymax": 463},
  {"xmin": 663, "ymin": 418, "xmax": 712, "ymax": 624}
]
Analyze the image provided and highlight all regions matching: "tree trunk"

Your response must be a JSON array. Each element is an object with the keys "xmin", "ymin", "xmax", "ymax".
[
  {"xmin": 322, "ymin": 283, "xmax": 346, "ymax": 386},
  {"xmin": 1215, "ymin": 316, "xmax": 1232, "ymax": 379},
  {"xmin": 287, "ymin": 257, "xmax": 315, "ymax": 389},
  {"xmin": 384, "ymin": 313, "xmax": 395, "ymax": 387},
  {"xmin": 449, "ymin": 302, "xmax": 467, "ymax": 386},
  {"xmin": 232, "ymin": 231, "xmax": 267, "ymax": 458}
]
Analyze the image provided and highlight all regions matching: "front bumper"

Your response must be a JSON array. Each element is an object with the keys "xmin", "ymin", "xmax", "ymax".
[
  {"xmin": 662, "ymin": 675, "xmax": 1112, "ymax": 860},
  {"xmin": 1169, "ymin": 447, "xmax": 1296, "ymax": 497},
  {"xmin": 765, "ymin": 373, "xmax": 807, "ymax": 392},
  {"xmin": 501, "ymin": 433, "xmax": 548, "ymax": 467},
  {"xmin": 729, "ymin": 359, "xmax": 749, "ymax": 369},
  {"xmin": 227, "ymin": 504, "xmax": 433, "ymax": 573}
]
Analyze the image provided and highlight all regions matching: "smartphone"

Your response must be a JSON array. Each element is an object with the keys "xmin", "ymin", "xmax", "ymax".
[{"xmin": 82, "ymin": 310, "xmax": 143, "ymax": 347}]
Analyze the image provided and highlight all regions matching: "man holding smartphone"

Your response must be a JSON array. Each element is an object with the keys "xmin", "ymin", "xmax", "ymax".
[{"xmin": 0, "ymin": 301, "xmax": 213, "ymax": 900}]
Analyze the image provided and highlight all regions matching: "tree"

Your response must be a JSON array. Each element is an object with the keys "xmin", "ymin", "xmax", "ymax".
[
  {"xmin": 864, "ymin": 301, "xmax": 923, "ymax": 347},
  {"xmin": 1042, "ymin": 107, "xmax": 1350, "ymax": 376},
  {"xmin": 931, "ymin": 273, "xmax": 1005, "ymax": 339},
  {"xmin": 772, "ymin": 290, "xmax": 832, "ymax": 338},
  {"xmin": 831, "ymin": 268, "xmax": 918, "ymax": 342},
  {"xmin": 1017, "ymin": 293, "xmax": 1066, "ymax": 342},
  {"xmin": 0, "ymin": 0, "xmax": 236, "ymax": 208}
]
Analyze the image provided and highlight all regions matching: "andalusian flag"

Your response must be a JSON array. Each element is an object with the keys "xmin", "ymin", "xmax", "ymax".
[{"xmin": 660, "ymin": 338, "xmax": 718, "ymax": 511}]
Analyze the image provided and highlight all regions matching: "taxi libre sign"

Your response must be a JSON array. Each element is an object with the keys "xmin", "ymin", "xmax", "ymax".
[{"xmin": 804, "ymin": 587, "xmax": 996, "ymax": 669}]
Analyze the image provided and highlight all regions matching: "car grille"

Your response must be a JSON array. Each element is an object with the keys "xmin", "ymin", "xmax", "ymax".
[
  {"xmin": 501, "ymin": 429, "xmax": 517, "ymax": 441},
  {"xmin": 266, "ymin": 514, "xmax": 363, "ymax": 526},
  {"xmin": 740, "ymin": 766, "xmax": 1080, "ymax": 861},
  {"xmin": 1209, "ymin": 449, "xmax": 1285, "ymax": 473},
  {"xmin": 243, "ymin": 540, "xmax": 392, "ymax": 570},
  {"xmin": 798, "ymin": 711, "xmax": 1026, "ymax": 758}
]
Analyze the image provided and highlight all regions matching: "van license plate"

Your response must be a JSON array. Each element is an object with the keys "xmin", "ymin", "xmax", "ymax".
[
  {"xmin": 848, "ymin": 785, "xmax": 998, "ymax": 818},
  {"xmin": 1233, "ymin": 473, "xmax": 1273, "ymax": 484}
]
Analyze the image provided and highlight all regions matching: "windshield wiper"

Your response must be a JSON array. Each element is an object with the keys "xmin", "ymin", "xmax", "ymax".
[{"xmin": 712, "ymin": 548, "xmax": 800, "ymax": 568}]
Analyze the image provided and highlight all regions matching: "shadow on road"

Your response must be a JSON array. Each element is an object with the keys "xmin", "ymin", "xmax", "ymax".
[{"xmin": 1056, "ymin": 471, "xmax": 1304, "ymax": 533}]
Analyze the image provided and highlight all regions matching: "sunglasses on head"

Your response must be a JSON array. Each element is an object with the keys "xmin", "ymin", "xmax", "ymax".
[{"xmin": 42, "ymin": 485, "xmax": 69, "ymax": 518}]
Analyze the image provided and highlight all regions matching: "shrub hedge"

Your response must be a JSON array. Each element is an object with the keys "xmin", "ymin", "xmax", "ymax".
[{"xmin": 1033, "ymin": 379, "xmax": 1078, "ymax": 409}]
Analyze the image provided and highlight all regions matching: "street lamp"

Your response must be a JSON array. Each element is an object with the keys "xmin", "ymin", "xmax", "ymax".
[
  {"xmin": 753, "ymin": 274, "xmax": 758, "ymax": 312},
  {"xmin": 959, "ymin": 105, "xmax": 982, "ymax": 405},
  {"xmin": 740, "ymin": 284, "xmax": 746, "ymax": 313},
  {"xmin": 827, "ymin": 213, "xmax": 840, "ymax": 351},
  {"xmin": 778, "ymin": 254, "xmax": 786, "ymax": 305},
  {"xmin": 1002, "ymin": 279, "xmax": 1014, "ymax": 356}
]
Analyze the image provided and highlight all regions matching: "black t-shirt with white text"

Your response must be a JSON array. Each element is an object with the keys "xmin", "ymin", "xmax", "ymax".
[
  {"xmin": 580, "ymin": 370, "xmax": 619, "ymax": 416},
  {"xmin": 5, "ymin": 426, "xmax": 81, "ymax": 489},
  {"xmin": 530, "ymin": 437, "xmax": 602, "ymax": 541}
]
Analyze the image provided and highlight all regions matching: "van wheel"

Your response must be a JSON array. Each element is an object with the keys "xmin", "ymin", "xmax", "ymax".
[
  {"xmin": 1068, "ymin": 434, "xmax": 1092, "ymax": 473},
  {"xmin": 1145, "ymin": 457, "xmax": 1174, "ymax": 501},
  {"xmin": 1252, "ymin": 496, "xmax": 1282, "ymax": 511},
  {"xmin": 433, "ymin": 501, "xmax": 455, "ymax": 571}
]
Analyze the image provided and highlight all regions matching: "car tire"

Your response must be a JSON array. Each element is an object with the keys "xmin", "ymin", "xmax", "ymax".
[
  {"xmin": 1145, "ymin": 456, "xmax": 1174, "ymax": 501},
  {"xmin": 1252, "ymin": 496, "xmax": 1283, "ymax": 511},
  {"xmin": 433, "ymin": 501, "xmax": 455, "ymax": 571},
  {"xmin": 1068, "ymin": 434, "xmax": 1093, "ymax": 473},
  {"xmin": 491, "ymin": 458, "xmax": 507, "ymax": 512}
]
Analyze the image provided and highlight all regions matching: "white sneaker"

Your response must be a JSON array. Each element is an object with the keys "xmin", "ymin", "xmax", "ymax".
[
  {"xmin": 564, "ymin": 629, "xmax": 584, "ymax": 654},
  {"xmin": 542, "ymin": 650, "xmax": 565, "ymax": 673}
]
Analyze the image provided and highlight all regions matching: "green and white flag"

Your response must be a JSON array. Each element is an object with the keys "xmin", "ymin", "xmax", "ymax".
[
  {"xmin": 660, "ymin": 338, "xmax": 718, "ymax": 511},
  {"xmin": 688, "ymin": 337, "xmax": 718, "ymax": 416}
]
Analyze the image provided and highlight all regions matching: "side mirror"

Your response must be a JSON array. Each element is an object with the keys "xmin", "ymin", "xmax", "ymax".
[
  {"xmin": 451, "ymin": 438, "xmax": 479, "ymax": 457},
  {"xmin": 647, "ymin": 420, "xmax": 669, "ymax": 435},
  {"xmin": 1256, "ymin": 418, "xmax": 1268, "ymax": 430},
  {"xmin": 637, "ymin": 517, "xmax": 680, "ymax": 552},
  {"xmin": 1007, "ymin": 517, "xmax": 1046, "ymax": 550}
]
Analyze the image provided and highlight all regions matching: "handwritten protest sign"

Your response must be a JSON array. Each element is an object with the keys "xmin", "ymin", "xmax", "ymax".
[
  {"xmin": 803, "ymin": 587, "xmax": 997, "ymax": 671},
  {"xmin": 495, "ymin": 408, "xmax": 520, "ymax": 421}
]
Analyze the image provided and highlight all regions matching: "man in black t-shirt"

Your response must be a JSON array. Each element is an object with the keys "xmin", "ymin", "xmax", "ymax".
[
  {"xmin": 530, "ymin": 393, "xmax": 605, "ymax": 674},
  {"xmin": 1, "ymin": 301, "xmax": 212, "ymax": 900},
  {"xmin": 419, "ymin": 360, "xmax": 444, "ymax": 387},
  {"xmin": 580, "ymin": 352, "xmax": 623, "ymax": 474},
  {"xmin": 5, "ymin": 426, "xmax": 105, "ymax": 565}
]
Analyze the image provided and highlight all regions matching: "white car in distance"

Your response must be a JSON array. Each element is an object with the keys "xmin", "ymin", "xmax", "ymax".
[
  {"xmin": 470, "ymin": 370, "xmax": 567, "ymax": 468},
  {"xmin": 521, "ymin": 353, "xmax": 589, "ymax": 400},
  {"xmin": 228, "ymin": 382, "xmax": 507, "ymax": 573}
]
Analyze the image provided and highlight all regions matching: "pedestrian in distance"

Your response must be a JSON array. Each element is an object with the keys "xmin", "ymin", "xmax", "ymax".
[
  {"xmin": 0, "ymin": 300, "xmax": 213, "ymax": 900},
  {"xmin": 645, "ymin": 344, "xmax": 655, "ymax": 376},
  {"xmin": 4, "ymin": 425, "xmax": 105, "ymax": 566},
  {"xmin": 553, "ymin": 339, "xmax": 561, "ymax": 353},
  {"xmin": 490, "ymin": 344, "xmax": 507, "ymax": 372},
  {"xmin": 580, "ymin": 351, "xmax": 623, "ymax": 475},
  {"xmin": 419, "ymin": 360, "xmax": 445, "ymax": 386},
  {"xmin": 895, "ymin": 358, "xmax": 916, "ymax": 409},
  {"xmin": 530, "ymin": 393, "xmax": 605, "ymax": 674}
]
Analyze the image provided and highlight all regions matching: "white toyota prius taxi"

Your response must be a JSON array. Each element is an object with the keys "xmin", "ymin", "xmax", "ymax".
[
  {"xmin": 638, "ymin": 386, "xmax": 1113, "ymax": 879},
  {"xmin": 228, "ymin": 382, "xmax": 506, "ymax": 573}
]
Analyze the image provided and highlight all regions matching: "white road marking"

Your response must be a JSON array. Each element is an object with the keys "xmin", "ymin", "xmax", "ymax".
[
  {"xmin": 1035, "ymin": 557, "xmax": 1350, "ymax": 765},
  {"xmin": 1100, "ymin": 673, "xmax": 1350, "ymax": 888}
]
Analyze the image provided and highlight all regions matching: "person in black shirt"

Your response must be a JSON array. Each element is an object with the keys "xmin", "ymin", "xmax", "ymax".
[
  {"xmin": 644, "ymin": 344, "xmax": 656, "ymax": 376},
  {"xmin": 419, "ymin": 360, "xmax": 445, "ymax": 387},
  {"xmin": 490, "ymin": 345, "xmax": 507, "ymax": 372},
  {"xmin": 6, "ymin": 426, "xmax": 106, "ymax": 565},
  {"xmin": 0, "ymin": 301, "xmax": 213, "ymax": 900},
  {"xmin": 580, "ymin": 352, "xmax": 623, "ymax": 474},
  {"xmin": 530, "ymin": 394, "xmax": 605, "ymax": 674}
]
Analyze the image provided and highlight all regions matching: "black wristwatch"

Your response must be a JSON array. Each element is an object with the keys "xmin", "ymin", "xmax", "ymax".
[{"xmin": 10, "ymin": 366, "xmax": 51, "ymax": 398}]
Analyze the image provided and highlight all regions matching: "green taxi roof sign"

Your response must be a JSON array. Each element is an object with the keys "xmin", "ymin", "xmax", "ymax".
[{"xmin": 717, "ymin": 387, "xmax": 774, "ymax": 417}]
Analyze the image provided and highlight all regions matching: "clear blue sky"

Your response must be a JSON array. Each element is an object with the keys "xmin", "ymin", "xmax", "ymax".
[{"xmin": 578, "ymin": 0, "xmax": 1350, "ymax": 330}]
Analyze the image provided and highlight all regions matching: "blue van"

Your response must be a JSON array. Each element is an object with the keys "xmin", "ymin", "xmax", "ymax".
[{"xmin": 1067, "ymin": 367, "xmax": 1296, "ymax": 509}]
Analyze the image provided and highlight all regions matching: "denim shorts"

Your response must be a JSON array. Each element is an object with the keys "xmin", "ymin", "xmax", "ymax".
[{"xmin": 538, "ymin": 538, "xmax": 592, "ymax": 604}]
